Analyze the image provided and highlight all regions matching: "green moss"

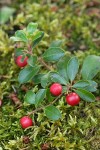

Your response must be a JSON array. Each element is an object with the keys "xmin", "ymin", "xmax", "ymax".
[{"xmin": 0, "ymin": 0, "xmax": 100, "ymax": 149}]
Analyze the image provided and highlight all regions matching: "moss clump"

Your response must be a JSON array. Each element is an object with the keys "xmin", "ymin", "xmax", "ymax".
[{"xmin": 0, "ymin": 0, "xmax": 100, "ymax": 149}]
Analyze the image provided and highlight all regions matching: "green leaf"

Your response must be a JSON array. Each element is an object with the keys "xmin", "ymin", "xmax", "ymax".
[
  {"xmin": 15, "ymin": 30, "xmax": 28, "ymax": 42},
  {"xmin": 32, "ymin": 74, "xmax": 44, "ymax": 84},
  {"xmin": 43, "ymin": 47, "xmax": 65, "ymax": 62},
  {"xmin": 32, "ymin": 31, "xmax": 44, "ymax": 48},
  {"xmin": 15, "ymin": 48, "xmax": 24, "ymax": 56},
  {"xmin": 74, "ymin": 89, "xmax": 95, "ymax": 102},
  {"xmin": 57, "ymin": 55, "xmax": 70, "ymax": 81},
  {"xmin": 81, "ymin": 55, "xmax": 100, "ymax": 80},
  {"xmin": 27, "ymin": 22, "xmax": 38, "ymax": 34},
  {"xmin": 50, "ymin": 72, "xmax": 68, "ymax": 85},
  {"xmin": 35, "ymin": 89, "xmax": 46, "ymax": 107},
  {"xmin": 0, "ymin": 6, "xmax": 15, "ymax": 24},
  {"xmin": 27, "ymin": 56, "xmax": 37, "ymax": 67},
  {"xmin": 10, "ymin": 36, "xmax": 23, "ymax": 42},
  {"xmin": 84, "ymin": 80, "xmax": 97, "ymax": 92},
  {"xmin": 41, "ymin": 73, "xmax": 50, "ymax": 88},
  {"xmin": 73, "ymin": 80, "xmax": 89, "ymax": 89},
  {"xmin": 67, "ymin": 57, "xmax": 79, "ymax": 82},
  {"xmin": 25, "ymin": 90, "xmax": 35, "ymax": 104},
  {"xmin": 46, "ymin": 88, "xmax": 54, "ymax": 102},
  {"xmin": 18, "ymin": 66, "xmax": 40, "ymax": 84},
  {"xmin": 50, "ymin": 40, "xmax": 63, "ymax": 47},
  {"xmin": 45, "ymin": 105, "xmax": 61, "ymax": 121}
]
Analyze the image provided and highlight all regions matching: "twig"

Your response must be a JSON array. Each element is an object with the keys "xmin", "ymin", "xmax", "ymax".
[
  {"xmin": 0, "ymin": 75, "xmax": 10, "ymax": 79},
  {"xmin": 38, "ymin": 57, "xmax": 53, "ymax": 71},
  {"xmin": 9, "ymin": 93, "xmax": 22, "ymax": 109},
  {"xmin": 27, "ymin": 45, "xmax": 52, "ymax": 71},
  {"xmin": 28, "ymin": 94, "xmax": 63, "ymax": 116}
]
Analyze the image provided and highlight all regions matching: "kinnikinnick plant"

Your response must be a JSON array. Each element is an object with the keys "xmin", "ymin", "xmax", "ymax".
[{"xmin": 10, "ymin": 22, "xmax": 100, "ymax": 128}]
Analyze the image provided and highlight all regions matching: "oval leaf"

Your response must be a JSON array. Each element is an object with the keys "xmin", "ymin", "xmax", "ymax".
[
  {"xmin": 67, "ymin": 57, "xmax": 79, "ymax": 82},
  {"xmin": 50, "ymin": 40, "xmax": 63, "ymax": 47},
  {"xmin": 73, "ymin": 80, "xmax": 89, "ymax": 88},
  {"xmin": 84, "ymin": 80, "xmax": 97, "ymax": 92},
  {"xmin": 25, "ymin": 90, "xmax": 35, "ymax": 104},
  {"xmin": 32, "ymin": 31, "xmax": 44, "ymax": 48},
  {"xmin": 15, "ymin": 48, "xmax": 24, "ymax": 57},
  {"xmin": 50, "ymin": 72, "xmax": 68, "ymax": 85},
  {"xmin": 27, "ymin": 56, "xmax": 37, "ymax": 67},
  {"xmin": 57, "ymin": 55, "xmax": 70, "ymax": 81},
  {"xmin": 32, "ymin": 74, "xmax": 44, "ymax": 84},
  {"xmin": 35, "ymin": 89, "xmax": 46, "ymax": 107},
  {"xmin": 45, "ymin": 105, "xmax": 61, "ymax": 121},
  {"xmin": 43, "ymin": 47, "xmax": 65, "ymax": 62},
  {"xmin": 27, "ymin": 22, "xmax": 38, "ymax": 34},
  {"xmin": 18, "ymin": 66, "xmax": 40, "ymax": 84},
  {"xmin": 81, "ymin": 55, "xmax": 100, "ymax": 80},
  {"xmin": 15, "ymin": 30, "xmax": 28, "ymax": 42},
  {"xmin": 74, "ymin": 89, "xmax": 95, "ymax": 102},
  {"xmin": 41, "ymin": 73, "xmax": 50, "ymax": 88},
  {"xmin": 46, "ymin": 88, "xmax": 54, "ymax": 102}
]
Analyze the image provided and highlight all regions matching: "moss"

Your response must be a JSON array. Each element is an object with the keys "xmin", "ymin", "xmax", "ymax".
[{"xmin": 0, "ymin": 0, "xmax": 100, "ymax": 149}]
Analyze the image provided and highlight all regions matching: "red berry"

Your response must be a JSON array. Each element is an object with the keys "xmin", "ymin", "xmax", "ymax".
[
  {"xmin": 66, "ymin": 92, "xmax": 80, "ymax": 106},
  {"xmin": 16, "ymin": 55, "xmax": 28, "ymax": 67},
  {"xmin": 50, "ymin": 83, "xmax": 62, "ymax": 96},
  {"xmin": 20, "ymin": 116, "xmax": 33, "ymax": 129}
]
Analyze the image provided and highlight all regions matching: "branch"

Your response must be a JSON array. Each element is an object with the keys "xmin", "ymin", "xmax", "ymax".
[
  {"xmin": 27, "ymin": 44, "xmax": 53, "ymax": 71},
  {"xmin": 28, "ymin": 94, "xmax": 63, "ymax": 116},
  {"xmin": 38, "ymin": 57, "xmax": 53, "ymax": 71}
]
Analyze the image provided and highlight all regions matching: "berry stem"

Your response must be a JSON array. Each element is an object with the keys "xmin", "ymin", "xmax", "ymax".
[
  {"xmin": 28, "ymin": 94, "xmax": 63, "ymax": 116},
  {"xmin": 27, "ymin": 44, "xmax": 53, "ymax": 71}
]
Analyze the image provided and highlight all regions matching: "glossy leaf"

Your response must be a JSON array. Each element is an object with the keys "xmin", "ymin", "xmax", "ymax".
[
  {"xmin": 15, "ymin": 30, "xmax": 28, "ymax": 42},
  {"xmin": 32, "ymin": 31, "xmax": 44, "ymax": 48},
  {"xmin": 25, "ymin": 90, "xmax": 35, "ymax": 104},
  {"xmin": 32, "ymin": 74, "xmax": 44, "ymax": 84},
  {"xmin": 67, "ymin": 57, "xmax": 79, "ymax": 82},
  {"xmin": 81, "ymin": 55, "xmax": 100, "ymax": 80},
  {"xmin": 75, "ymin": 89, "xmax": 95, "ymax": 102},
  {"xmin": 15, "ymin": 48, "xmax": 24, "ymax": 56},
  {"xmin": 43, "ymin": 47, "xmax": 65, "ymax": 62},
  {"xmin": 84, "ymin": 80, "xmax": 98, "ymax": 92},
  {"xmin": 41, "ymin": 73, "xmax": 50, "ymax": 88},
  {"xmin": 46, "ymin": 88, "xmax": 54, "ymax": 102},
  {"xmin": 50, "ymin": 40, "xmax": 63, "ymax": 47},
  {"xmin": 27, "ymin": 56, "xmax": 37, "ymax": 67},
  {"xmin": 45, "ymin": 105, "xmax": 61, "ymax": 121},
  {"xmin": 18, "ymin": 66, "xmax": 40, "ymax": 84},
  {"xmin": 50, "ymin": 72, "xmax": 68, "ymax": 85},
  {"xmin": 57, "ymin": 55, "xmax": 70, "ymax": 81},
  {"xmin": 35, "ymin": 89, "xmax": 46, "ymax": 107},
  {"xmin": 73, "ymin": 80, "xmax": 89, "ymax": 88},
  {"xmin": 27, "ymin": 22, "xmax": 38, "ymax": 34}
]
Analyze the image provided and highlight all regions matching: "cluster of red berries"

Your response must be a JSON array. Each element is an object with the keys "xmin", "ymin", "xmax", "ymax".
[
  {"xmin": 16, "ymin": 56, "xmax": 80, "ymax": 129},
  {"xmin": 50, "ymin": 83, "xmax": 80, "ymax": 106}
]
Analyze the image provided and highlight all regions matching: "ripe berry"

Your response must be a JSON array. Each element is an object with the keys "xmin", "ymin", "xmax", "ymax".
[
  {"xmin": 50, "ymin": 83, "xmax": 62, "ymax": 96},
  {"xmin": 20, "ymin": 116, "xmax": 33, "ymax": 129},
  {"xmin": 16, "ymin": 55, "xmax": 28, "ymax": 67},
  {"xmin": 66, "ymin": 92, "xmax": 80, "ymax": 106}
]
